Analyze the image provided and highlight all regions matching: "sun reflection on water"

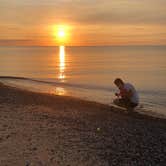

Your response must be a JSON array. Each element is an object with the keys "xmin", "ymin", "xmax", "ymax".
[
  {"xmin": 59, "ymin": 46, "xmax": 65, "ymax": 81},
  {"xmin": 55, "ymin": 87, "xmax": 66, "ymax": 95},
  {"xmin": 49, "ymin": 87, "xmax": 66, "ymax": 96}
]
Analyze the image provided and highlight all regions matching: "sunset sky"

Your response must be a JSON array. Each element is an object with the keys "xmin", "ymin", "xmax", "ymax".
[{"xmin": 0, "ymin": 0, "xmax": 166, "ymax": 46}]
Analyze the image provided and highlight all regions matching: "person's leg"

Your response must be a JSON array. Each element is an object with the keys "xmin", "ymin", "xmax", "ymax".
[
  {"xmin": 126, "ymin": 106, "xmax": 134, "ymax": 112},
  {"xmin": 113, "ymin": 98, "xmax": 138, "ymax": 112},
  {"xmin": 113, "ymin": 98, "xmax": 126, "ymax": 108},
  {"xmin": 126, "ymin": 102, "xmax": 138, "ymax": 112},
  {"xmin": 115, "ymin": 98, "xmax": 135, "ymax": 111}
]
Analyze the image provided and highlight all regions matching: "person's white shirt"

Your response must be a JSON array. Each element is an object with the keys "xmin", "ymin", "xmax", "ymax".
[{"xmin": 124, "ymin": 83, "xmax": 139, "ymax": 104}]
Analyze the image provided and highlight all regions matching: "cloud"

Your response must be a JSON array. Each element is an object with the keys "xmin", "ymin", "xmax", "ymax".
[
  {"xmin": 0, "ymin": 39, "xmax": 35, "ymax": 45},
  {"xmin": 0, "ymin": 0, "xmax": 166, "ymax": 45},
  {"xmin": 0, "ymin": 0, "xmax": 166, "ymax": 25}
]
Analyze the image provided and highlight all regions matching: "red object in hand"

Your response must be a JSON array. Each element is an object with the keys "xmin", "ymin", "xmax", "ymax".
[
  {"xmin": 119, "ymin": 89, "xmax": 127, "ymax": 97},
  {"xmin": 115, "ymin": 89, "xmax": 127, "ymax": 98}
]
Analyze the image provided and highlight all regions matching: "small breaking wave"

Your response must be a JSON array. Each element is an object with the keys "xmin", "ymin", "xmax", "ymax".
[
  {"xmin": 0, "ymin": 75, "xmax": 166, "ymax": 119},
  {"xmin": 0, "ymin": 76, "xmax": 115, "ymax": 92}
]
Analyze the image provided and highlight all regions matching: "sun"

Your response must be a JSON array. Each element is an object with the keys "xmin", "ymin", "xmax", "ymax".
[
  {"xmin": 52, "ymin": 25, "xmax": 69, "ymax": 43},
  {"xmin": 58, "ymin": 30, "xmax": 65, "ymax": 38},
  {"xmin": 52, "ymin": 24, "xmax": 71, "ymax": 45}
]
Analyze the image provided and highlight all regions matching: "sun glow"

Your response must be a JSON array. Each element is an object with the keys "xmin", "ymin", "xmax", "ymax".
[
  {"xmin": 53, "ymin": 25, "xmax": 70, "ymax": 45},
  {"xmin": 58, "ymin": 29, "xmax": 65, "ymax": 38}
]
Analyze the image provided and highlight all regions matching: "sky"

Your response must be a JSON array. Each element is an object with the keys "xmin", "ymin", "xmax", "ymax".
[{"xmin": 0, "ymin": 0, "xmax": 166, "ymax": 46}]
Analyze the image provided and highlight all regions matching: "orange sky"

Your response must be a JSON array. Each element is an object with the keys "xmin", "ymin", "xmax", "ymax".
[{"xmin": 0, "ymin": 0, "xmax": 166, "ymax": 46}]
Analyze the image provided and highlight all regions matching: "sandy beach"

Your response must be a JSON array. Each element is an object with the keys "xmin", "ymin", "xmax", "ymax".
[{"xmin": 0, "ymin": 82, "xmax": 166, "ymax": 166}]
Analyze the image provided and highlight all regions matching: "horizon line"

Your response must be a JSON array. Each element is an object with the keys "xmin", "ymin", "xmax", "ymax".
[{"xmin": 0, "ymin": 44, "xmax": 166, "ymax": 47}]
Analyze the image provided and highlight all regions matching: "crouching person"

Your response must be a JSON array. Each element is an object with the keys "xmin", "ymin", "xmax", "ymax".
[{"xmin": 113, "ymin": 78, "xmax": 139, "ymax": 111}]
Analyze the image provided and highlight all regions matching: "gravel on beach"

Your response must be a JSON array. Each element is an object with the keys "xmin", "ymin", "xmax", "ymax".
[{"xmin": 0, "ymin": 83, "xmax": 166, "ymax": 166}]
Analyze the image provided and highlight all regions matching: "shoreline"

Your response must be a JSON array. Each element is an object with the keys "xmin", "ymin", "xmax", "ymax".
[
  {"xmin": 0, "ymin": 82, "xmax": 166, "ymax": 165},
  {"xmin": 1, "ymin": 79, "xmax": 166, "ymax": 120},
  {"xmin": 1, "ymin": 76, "xmax": 166, "ymax": 120}
]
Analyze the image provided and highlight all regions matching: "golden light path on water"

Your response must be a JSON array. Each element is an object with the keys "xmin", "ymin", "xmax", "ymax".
[
  {"xmin": 55, "ymin": 45, "xmax": 66, "ymax": 95},
  {"xmin": 59, "ymin": 45, "xmax": 65, "ymax": 80}
]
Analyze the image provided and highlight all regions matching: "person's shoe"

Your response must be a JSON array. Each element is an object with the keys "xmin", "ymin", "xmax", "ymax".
[{"xmin": 126, "ymin": 107, "xmax": 134, "ymax": 113}]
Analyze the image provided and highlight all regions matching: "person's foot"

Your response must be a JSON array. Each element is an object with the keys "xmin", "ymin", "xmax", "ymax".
[{"xmin": 126, "ymin": 107, "xmax": 134, "ymax": 113}]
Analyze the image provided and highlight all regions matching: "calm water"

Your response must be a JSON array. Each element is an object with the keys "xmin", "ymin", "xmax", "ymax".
[{"xmin": 0, "ymin": 46, "xmax": 166, "ymax": 118}]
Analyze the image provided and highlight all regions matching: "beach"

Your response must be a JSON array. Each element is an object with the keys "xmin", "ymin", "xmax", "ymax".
[{"xmin": 0, "ymin": 82, "xmax": 166, "ymax": 166}]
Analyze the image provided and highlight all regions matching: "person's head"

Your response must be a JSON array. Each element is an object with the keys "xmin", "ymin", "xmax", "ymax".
[{"xmin": 114, "ymin": 78, "xmax": 124, "ymax": 89}]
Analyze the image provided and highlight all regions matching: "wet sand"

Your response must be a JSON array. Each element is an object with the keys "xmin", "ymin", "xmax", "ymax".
[{"xmin": 0, "ymin": 83, "xmax": 166, "ymax": 166}]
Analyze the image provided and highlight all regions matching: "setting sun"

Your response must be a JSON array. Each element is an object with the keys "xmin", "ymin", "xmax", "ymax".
[
  {"xmin": 52, "ymin": 25, "xmax": 71, "ymax": 45},
  {"xmin": 58, "ymin": 30, "xmax": 65, "ymax": 38}
]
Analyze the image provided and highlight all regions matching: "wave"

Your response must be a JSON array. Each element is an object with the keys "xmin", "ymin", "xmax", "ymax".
[
  {"xmin": 1, "ymin": 76, "xmax": 166, "ymax": 119},
  {"xmin": 0, "ymin": 76, "xmax": 166, "ymax": 96},
  {"xmin": 0, "ymin": 76, "xmax": 115, "ymax": 92}
]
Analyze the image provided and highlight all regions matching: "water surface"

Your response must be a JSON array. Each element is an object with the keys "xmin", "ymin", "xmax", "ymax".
[{"xmin": 0, "ymin": 46, "xmax": 166, "ymax": 118}]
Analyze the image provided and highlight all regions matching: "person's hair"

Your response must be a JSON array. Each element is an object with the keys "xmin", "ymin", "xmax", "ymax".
[{"xmin": 114, "ymin": 78, "xmax": 124, "ymax": 85}]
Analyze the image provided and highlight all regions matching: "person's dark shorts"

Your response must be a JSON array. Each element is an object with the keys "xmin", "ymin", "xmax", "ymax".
[{"xmin": 113, "ymin": 98, "xmax": 138, "ymax": 109}]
